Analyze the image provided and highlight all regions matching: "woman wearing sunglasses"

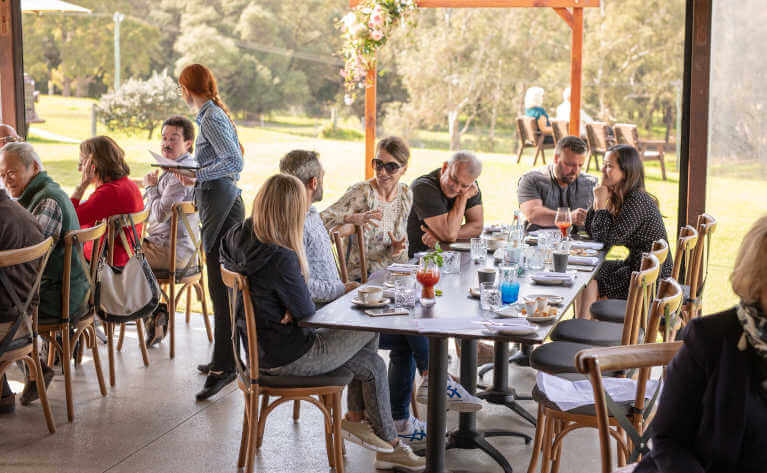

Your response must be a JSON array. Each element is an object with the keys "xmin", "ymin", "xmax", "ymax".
[{"xmin": 321, "ymin": 136, "xmax": 412, "ymax": 280}]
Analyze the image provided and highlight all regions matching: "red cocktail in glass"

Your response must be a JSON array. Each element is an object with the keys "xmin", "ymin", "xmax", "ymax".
[{"xmin": 416, "ymin": 257, "xmax": 440, "ymax": 306}]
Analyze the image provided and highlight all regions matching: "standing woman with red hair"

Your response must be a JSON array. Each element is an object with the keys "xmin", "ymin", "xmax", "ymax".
[{"xmin": 175, "ymin": 64, "xmax": 245, "ymax": 400}]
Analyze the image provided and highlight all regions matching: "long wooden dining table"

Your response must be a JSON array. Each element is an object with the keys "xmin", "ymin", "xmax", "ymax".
[{"xmin": 300, "ymin": 248, "xmax": 604, "ymax": 473}]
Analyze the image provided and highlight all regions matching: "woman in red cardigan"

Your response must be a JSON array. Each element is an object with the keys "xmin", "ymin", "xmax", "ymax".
[{"xmin": 70, "ymin": 136, "xmax": 143, "ymax": 266}]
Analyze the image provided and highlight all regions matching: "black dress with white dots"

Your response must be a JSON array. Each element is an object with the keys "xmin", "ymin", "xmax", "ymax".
[{"xmin": 585, "ymin": 189, "xmax": 673, "ymax": 299}]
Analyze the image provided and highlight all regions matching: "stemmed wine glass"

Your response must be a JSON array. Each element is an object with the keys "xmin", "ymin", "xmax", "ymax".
[{"xmin": 555, "ymin": 207, "xmax": 572, "ymax": 241}]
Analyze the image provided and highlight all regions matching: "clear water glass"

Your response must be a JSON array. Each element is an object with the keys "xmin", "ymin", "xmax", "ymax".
[
  {"xmin": 526, "ymin": 245, "xmax": 545, "ymax": 271},
  {"xmin": 470, "ymin": 237, "xmax": 487, "ymax": 263},
  {"xmin": 480, "ymin": 282, "xmax": 501, "ymax": 312},
  {"xmin": 442, "ymin": 251, "xmax": 461, "ymax": 274},
  {"xmin": 394, "ymin": 277, "xmax": 417, "ymax": 309}
]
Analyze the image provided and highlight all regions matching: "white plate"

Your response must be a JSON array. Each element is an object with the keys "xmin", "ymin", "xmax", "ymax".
[
  {"xmin": 351, "ymin": 297, "xmax": 391, "ymax": 308},
  {"xmin": 383, "ymin": 281, "xmax": 395, "ymax": 288},
  {"xmin": 449, "ymin": 242, "xmax": 472, "ymax": 251},
  {"xmin": 494, "ymin": 303, "xmax": 526, "ymax": 318},
  {"xmin": 524, "ymin": 294, "xmax": 565, "ymax": 306},
  {"xmin": 527, "ymin": 314, "xmax": 557, "ymax": 323},
  {"xmin": 482, "ymin": 324, "xmax": 538, "ymax": 336}
]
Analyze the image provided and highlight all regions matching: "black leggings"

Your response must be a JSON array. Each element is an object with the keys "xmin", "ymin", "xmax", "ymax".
[{"xmin": 206, "ymin": 197, "xmax": 245, "ymax": 373}]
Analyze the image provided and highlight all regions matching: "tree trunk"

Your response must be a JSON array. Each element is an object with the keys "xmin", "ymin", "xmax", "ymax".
[
  {"xmin": 448, "ymin": 110, "xmax": 461, "ymax": 150},
  {"xmin": 62, "ymin": 80, "xmax": 72, "ymax": 97}
]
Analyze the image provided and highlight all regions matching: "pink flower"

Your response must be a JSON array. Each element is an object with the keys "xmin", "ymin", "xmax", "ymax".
[
  {"xmin": 370, "ymin": 29, "xmax": 384, "ymax": 41},
  {"xmin": 369, "ymin": 11, "xmax": 384, "ymax": 27}
]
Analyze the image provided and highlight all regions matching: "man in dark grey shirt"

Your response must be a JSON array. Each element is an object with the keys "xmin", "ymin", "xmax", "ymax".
[{"xmin": 517, "ymin": 136, "xmax": 596, "ymax": 232}]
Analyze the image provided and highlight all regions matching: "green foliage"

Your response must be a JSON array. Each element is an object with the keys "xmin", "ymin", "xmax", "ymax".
[
  {"xmin": 422, "ymin": 243, "xmax": 444, "ymax": 268},
  {"xmin": 318, "ymin": 123, "xmax": 364, "ymax": 140},
  {"xmin": 96, "ymin": 70, "xmax": 186, "ymax": 139}
]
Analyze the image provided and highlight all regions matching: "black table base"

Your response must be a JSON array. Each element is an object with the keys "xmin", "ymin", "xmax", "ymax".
[{"xmin": 477, "ymin": 341, "xmax": 538, "ymax": 427}]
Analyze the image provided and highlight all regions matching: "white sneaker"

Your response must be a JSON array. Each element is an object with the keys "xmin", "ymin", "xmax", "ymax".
[
  {"xmin": 375, "ymin": 442, "xmax": 426, "ymax": 472},
  {"xmin": 415, "ymin": 376, "xmax": 483, "ymax": 412},
  {"xmin": 396, "ymin": 416, "xmax": 427, "ymax": 450},
  {"xmin": 445, "ymin": 377, "xmax": 483, "ymax": 412}
]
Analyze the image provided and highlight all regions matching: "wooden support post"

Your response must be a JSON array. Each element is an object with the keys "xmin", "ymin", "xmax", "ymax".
[
  {"xmin": 364, "ymin": 66, "xmax": 377, "ymax": 180},
  {"xmin": 569, "ymin": 8, "xmax": 583, "ymax": 137},
  {"xmin": 0, "ymin": 0, "xmax": 26, "ymax": 137}
]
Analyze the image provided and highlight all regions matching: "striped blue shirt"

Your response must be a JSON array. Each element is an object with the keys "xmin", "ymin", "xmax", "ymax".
[{"xmin": 194, "ymin": 100, "xmax": 243, "ymax": 182}]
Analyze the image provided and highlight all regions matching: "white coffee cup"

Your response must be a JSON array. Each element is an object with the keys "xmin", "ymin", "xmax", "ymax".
[{"xmin": 358, "ymin": 286, "xmax": 384, "ymax": 304}]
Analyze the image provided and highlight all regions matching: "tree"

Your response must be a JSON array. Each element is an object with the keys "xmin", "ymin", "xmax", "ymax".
[{"xmin": 97, "ymin": 70, "xmax": 185, "ymax": 139}]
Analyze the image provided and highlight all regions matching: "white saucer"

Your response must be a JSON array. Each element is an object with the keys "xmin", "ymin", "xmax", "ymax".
[
  {"xmin": 468, "ymin": 287, "xmax": 481, "ymax": 299},
  {"xmin": 494, "ymin": 303, "xmax": 526, "ymax": 318},
  {"xmin": 449, "ymin": 242, "xmax": 471, "ymax": 251},
  {"xmin": 527, "ymin": 314, "xmax": 557, "ymax": 323},
  {"xmin": 524, "ymin": 294, "xmax": 565, "ymax": 306},
  {"xmin": 351, "ymin": 297, "xmax": 391, "ymax": 308}
]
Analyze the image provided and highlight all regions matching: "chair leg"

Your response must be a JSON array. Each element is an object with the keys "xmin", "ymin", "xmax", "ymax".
[
  {"xmin": 659, "ymin": 155, "xmax": 667, "ymax": 180},
  {"xmin": 527, "ymin": 404, "xmax": 546, "ymax": 473},
  {"xmin": 517, "ymin": 143, "xmax": 526, "ymax": 164},
  {"xmin": 87, "ymin": 325, "xmax": 107, "ymax": 396},
  {"xmin": 540, "ymin": 414, "xmax": 555, "ymax": 473},
  {"xmin": 411, "ymin": 387, "xmax": 420, "ymax": 420},
  {"xmin": 46, "ymin": 339, "xmax": 55, "ymax": 367},
  {"xmin": 333, "ymin": 392, "xmax": 345, "ymax": 473},
  {"xmin": 116, "ymin": 323, "xmax": 126, "ymax": 351},
  {"xmin": 293, "ymin": 399, "xmax": 301, "ymax": 421},
  {"xmin": 245, "ymin": 390, "xmax": 259, "ymax": 473},
  {"xmin": 25, "ymin": 355, "xmax": 55, "ymax": 433},
  {"xmin": 237, "ymin": 391, "xmax": 250, "ymax": 468},
  {"xmin": 551, "ymin": 419, "xmax": 564, "ymax": 473},
  {"xmin": 169, "ymin": 281, "xmax": 176, "ymax": 359},
  {"xmin": 135, "ymin": 318, "xmax": 150, "ymax": 367},
  {"xmin": 257, "ymin": 394, "xmax": 269, "ymax": 449},
  {"xmin": 185, "ymin": 285, "xmax": 192, "ymax": 324},
  {"xmin": 106, "ymin": 322, "xmax": 116, "ymax": 387},
  {"xmin": 196, "ymin": 283, "xmax": 213, "ymax": 343},
  {"xmin": 62, "ymin": 325, "xmax": 74, "ymax": 422},
  {"xmin": 320, "ymin": 395, "xmax": 335, "ymax": 469}
]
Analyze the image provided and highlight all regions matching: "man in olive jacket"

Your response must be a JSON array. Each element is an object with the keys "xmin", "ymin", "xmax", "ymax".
[{"xmin": 0, "ymin": 142, "xmax": 89, "ymax": 405}]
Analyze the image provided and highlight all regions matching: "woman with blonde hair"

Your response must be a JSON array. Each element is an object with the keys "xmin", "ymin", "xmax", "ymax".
[
  {"xmin": 220, "ymin": 174, "xmax": 424, "ymax": 472},
  {"xmin": 636, "ymin": 216, "xmax": 767, "ymax": 472},
  {"xmin": 174, "ymin": 64, "xmax": 245, "ymax": 400}
]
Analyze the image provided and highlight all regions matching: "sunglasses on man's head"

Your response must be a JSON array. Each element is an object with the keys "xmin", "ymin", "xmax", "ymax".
[{"xmin": 372, "ymin": 158, "xmax": 401, "ymax": 174}]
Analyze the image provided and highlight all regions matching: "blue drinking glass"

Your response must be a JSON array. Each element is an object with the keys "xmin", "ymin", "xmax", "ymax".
[{"xmin": 501, "ymin": 280, "xmax": 520, "ymax": 304}]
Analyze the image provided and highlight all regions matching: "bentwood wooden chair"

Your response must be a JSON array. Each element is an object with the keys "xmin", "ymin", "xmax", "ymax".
[
  {"xmin": 551, "ymin": 120, "xmax": 569, "ymax": 146},
  {"xmin": 575, "ymin": 341, "xmax": 684, "ymax": 473},
  {"xmin": 331, "ymin": 224, "xmax": 368, "ymax": 284},
  {"xmin": 683, "ymin": 213, "xmax": 718, "ymax": 324},
  {"xmin": 221, "ymin": 265, "xmax": 352, "ymax": 473},
  {"xmin": 151, "ymin": 201, "xmax": 211, "ymax": 359},
  {"xmin": 38, "ymin": 223, "xmax": 108, "ymax": 422},
  {"xmin": 585, "ymin": 122, "xmax": 611, "ymax": 172},
  {"xmin": 517, "ymin": 116, "xmax": 554, "ymax": 166},
  {"xmin": 103, "ymin": 208, "xmax": 151, "ymax": 387},
  {"xmin": 0, "ymin": 237, "xmax": 56, "ymax": 433},
  {"xmin": 528, "ymin": 278, "xmax": 683, "ymax": 473},
  {"xmin": 614, "ymin": 124, "xmax": 668, "ymax": 181},
  {"xmin": 530, "ymin": 253, "xmax": 662, "ymax": 378},
  {"xmin": 588, "ymin": 238, "xmax": 670, "ymax": 326}
]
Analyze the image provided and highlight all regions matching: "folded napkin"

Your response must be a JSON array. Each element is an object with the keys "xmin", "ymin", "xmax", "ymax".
[
  {"xmin": 568, "ymin": 255, "xmax": 600, "ymax": 266},
  {"xmin": 570, "ymin": 241, "xmax": 604, "ymax": 250},
  {"xmin": 536, "ymin": 372, "xmax": 662, "ymax": 411},
  {"xmin": 530, "ymin": 271, "xmax": 573, "ymax": 281},
  {"xmin": 387, "ymin": 263, "xmax": 418, "ymax": 272}
]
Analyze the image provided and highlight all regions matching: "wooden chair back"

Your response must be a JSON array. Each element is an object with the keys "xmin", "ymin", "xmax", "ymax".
[
  {"xmin": 686, "ymin": 213, "xmax": 717, "ymax": 320},
  {"xmin": 221, "ymin": 265, "xmax": 260, "ymax": 385},
  {"xmin": 587, "ymin": 122, "xmax": 610, "ymax": 153},
  {"xmin": 168, "ymin": 201, "xmax": 203, "ymax": 279},
  {"xmin": 614, "ymin": 124, "xmax": 639, "ymax": 148},
  {"xmin": 106, "ymin": 208, "xmax": 150, "ymax": 266},
  {"xmin": 621, "ymin": 253, "xmax": 661, "ymax": 346},
  {"xmin": 649, "ymin": 239, "xmax": 669, "ymax": 267},
  {"xmin": 671, "ymin": 225, "xmax": 698, "ymax": 283},
  {"xmin": 0, "ymin": 237, "xmax": 54, "ymax": 343},
  {"xmin": 575, "ymin": 341, "xmax": 683, "ymax": 473},
  {"xmin": 61, "ymin": 222, "xmax": 106, "ymax": 322},
  {"xmin": 551, "ymin": 120, "xmax": 569, "ymax": 145},
  {"xmin": 517, "ymin": 116, "xmax": 538, "ymax": 144},
  {"xmin": 330, "ymin": 224, "xmax": 368, "ymax": 284}
]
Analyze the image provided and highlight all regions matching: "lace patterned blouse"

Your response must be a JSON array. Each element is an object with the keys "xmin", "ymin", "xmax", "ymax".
[{"xmin": 321, "ymin": 180, "xmax": 413, "ymax": 281}]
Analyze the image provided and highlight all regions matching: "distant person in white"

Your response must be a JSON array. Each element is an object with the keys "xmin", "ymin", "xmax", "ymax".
[{"xmin": 556, "ymin": 87, "xmax": 593, "ymax": 135}]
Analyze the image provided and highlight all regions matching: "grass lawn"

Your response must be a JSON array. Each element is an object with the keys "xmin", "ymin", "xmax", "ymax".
[{"xmin": 26, "ymin": 95, "xmax": 767, "ymax": 315}]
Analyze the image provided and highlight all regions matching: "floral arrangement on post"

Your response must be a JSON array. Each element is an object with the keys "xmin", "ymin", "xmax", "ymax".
[{"xmin": 338, "ymin": 0, "xmax": 418, "ymax": 102}]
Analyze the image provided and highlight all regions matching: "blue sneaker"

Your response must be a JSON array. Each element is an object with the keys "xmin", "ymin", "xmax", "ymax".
[
  {"xmin": 397, "ymin": 416, "xmax": 427, "ymax": 450},
  {"xmin": 415, "ymin": 376, "xmax": 483, "ymax": 413}
]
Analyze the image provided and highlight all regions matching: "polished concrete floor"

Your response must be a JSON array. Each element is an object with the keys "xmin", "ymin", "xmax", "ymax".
[{"xmin": 1, "ymin": 313, "xmax": 603, "ymax": 473}]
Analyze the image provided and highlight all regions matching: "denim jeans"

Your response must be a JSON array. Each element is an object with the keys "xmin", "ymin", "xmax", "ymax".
[{"xmin": 379, "ymin": 334, "xmax": 429, "ymax": 421}]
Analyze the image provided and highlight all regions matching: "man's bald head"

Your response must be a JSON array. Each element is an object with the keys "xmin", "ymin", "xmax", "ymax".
[{"xmin": 0, "ymin": 124, "xmax": 20, "ymax": 148}]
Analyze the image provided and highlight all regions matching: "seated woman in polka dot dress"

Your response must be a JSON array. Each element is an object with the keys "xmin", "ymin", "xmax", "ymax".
[{"xmin": 577, "ymin": 144, "xmax": 673, "ymax": 318}]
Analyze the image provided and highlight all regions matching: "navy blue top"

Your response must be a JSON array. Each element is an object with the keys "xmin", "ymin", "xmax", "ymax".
[{"xmin": 220, "ymin": 218, "xmax": 316, "ymax": 369}]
